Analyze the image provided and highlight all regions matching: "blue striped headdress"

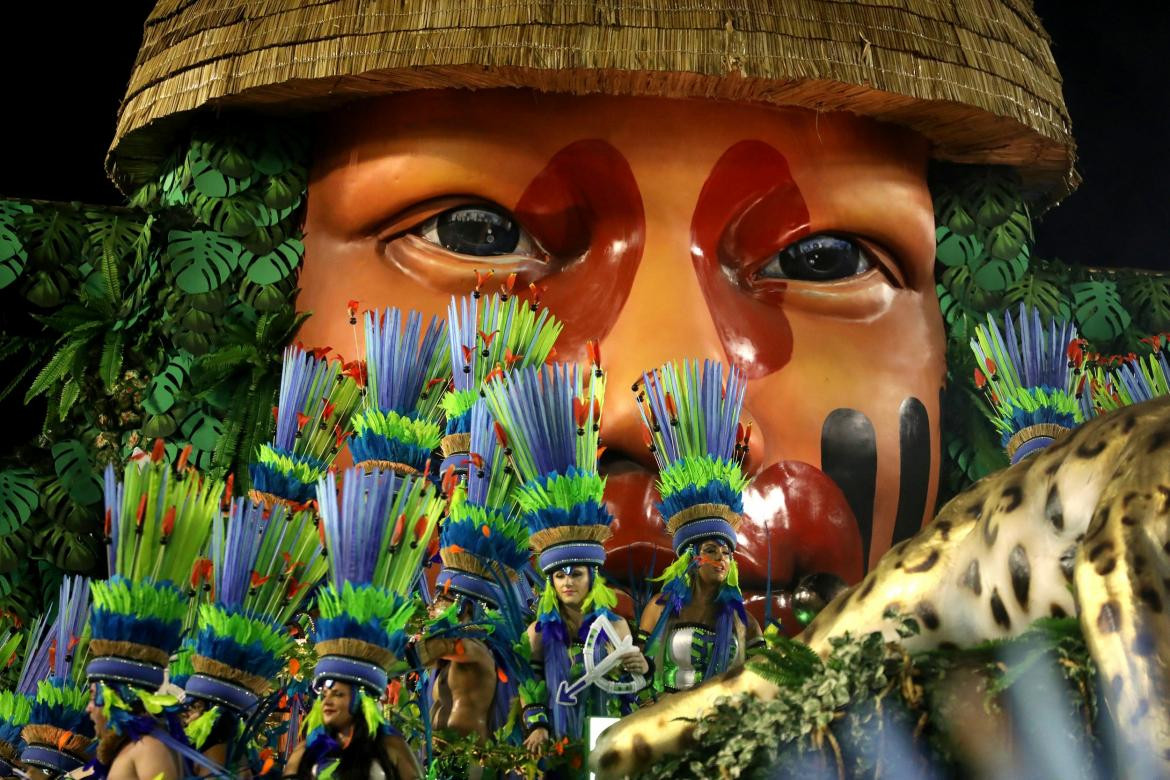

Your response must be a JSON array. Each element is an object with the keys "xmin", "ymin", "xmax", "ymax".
[
  {"xmin": 349, "ymin": 307, "xmax": 449, "ymax": 476},
  {"xmin": 970, "ymin": 304, "xmax": 1084, "ymax": 464},
  {"xmin": 250, "ymin": 345, "xmax": 363, "ymax": 506}
]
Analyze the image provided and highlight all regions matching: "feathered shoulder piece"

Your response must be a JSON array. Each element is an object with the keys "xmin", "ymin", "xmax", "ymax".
[
  {"xmin": 20, "ymin": 576, "xmax": 94, "ymax": 777},
  {"xmin": 87, "ymin": 444, "xmax": 221, "ymax": 692},
  {"xmin": 970, "ymin": 304, "xmax": 1083, "ymax": 464},
  {"xmin": 440, "ymin": 285, "xmax": 563, "ymax": 475},
  {"xmin": 312, "ymin": 468, "xmax": 443, "ymax": 694},
  {"xmin": 483, "ymin": 359, "xmax": 611, "ymax": 574},
  {"xmin": 185, "ymin": 498, "xmax": 327, "ymax": 717},
  {"xmin": 637, "ymin": 360, "xmax": 750, "ymax": 555},
  {"xmin": 250, "ymin": 344, "xmax": 362, "ymax": 507},
  {"xmin": 349, "ymin": 307, "xmax": 450, "ymax": 476},
  {"xmin": 436, "ymin": 401, "xmax": 531, "ymax": 608}
]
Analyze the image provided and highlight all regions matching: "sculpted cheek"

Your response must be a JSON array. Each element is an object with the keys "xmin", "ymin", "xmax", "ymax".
[
  {"xmin": 690, "ymin": 140, "xmax": 810, "ymax": 377},
  {"xmin": 513, "ymin": 140, "xmax": 644, "ymax": 351}
]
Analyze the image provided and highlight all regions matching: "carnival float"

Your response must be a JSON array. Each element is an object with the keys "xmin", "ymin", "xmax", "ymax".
[{"xmin": 0, "ymin": 1, "xmax": 1166, "ymax": 778}]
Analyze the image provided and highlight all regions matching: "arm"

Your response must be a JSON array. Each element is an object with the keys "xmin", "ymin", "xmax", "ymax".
[
  {"xmin": 611, "ymin": 617, "xmax": 649, "ymax": 675},
  {"xmin": 418, "ymin": 635, "xmax": 494, "ymax": 668},
  {"xmin": 282, "ymin": 745, "xmax": 305, "ymax": 779},
  {"xmin": 522, "ymin": 621, "xmax": 550, "ymax": 755},
  {"xmin": 130, "ymin": 736, "xmax": 181, "ymax": 780},
  {"xmin": 382, "ymin": 734, "xmax": 423, "ymax": 780}
]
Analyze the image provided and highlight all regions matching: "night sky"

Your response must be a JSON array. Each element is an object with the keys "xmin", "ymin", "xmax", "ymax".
[{"xmin": 4, "ymin": 3, "xmax": 1167, "ymax": 273}]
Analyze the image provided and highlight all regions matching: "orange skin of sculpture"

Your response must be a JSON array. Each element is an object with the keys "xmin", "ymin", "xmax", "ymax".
[{"xmin": 298, "ymin": 89, "xmax": 945, "ymax": 623}]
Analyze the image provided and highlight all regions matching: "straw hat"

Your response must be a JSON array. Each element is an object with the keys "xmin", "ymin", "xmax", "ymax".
[{"xmin": 110, "ymin": 1, "xmax": 1075, "ymax": 201}]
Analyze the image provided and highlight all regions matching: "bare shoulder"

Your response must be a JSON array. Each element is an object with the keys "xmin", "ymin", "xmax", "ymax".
[
  {"xmin": 638, "ymin": 600, "xmax": 665, "ymax": 635},
  {"xmin": 127, "ymin": 735, "xmax": 181, "ymax": 780},
  {"xmin": 526, "ymin": 621, "xmax": 543, "ymax": 660},
  {"xmin": 745, "ymin": 612, "xmax": 762, "ymax": 640},
  {"xmin": 283, "ymin": 744, "xmax": 306, "ymax": 777},
  {"xmin": 609, "ymin": 615, "xmax": 633, "ymax": 640},
  {"xmin": 381, "ymin": 733, "xmax": 423, "ymax": 780}
]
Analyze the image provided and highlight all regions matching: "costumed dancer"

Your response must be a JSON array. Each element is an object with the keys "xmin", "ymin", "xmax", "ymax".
[
  {"xmin": 970, "ymin": 304, "xmax": 1086, "ymax": 463},
  {"xmin": 417, "ymin": 400, "xmax": 532, "ymax": 748},
  {"xmin": 483, "ymin": 359, "xmax": 648, "ymax": 755},
  {"xmin": 439, "ymin": 281, "xmax": 563, "ymax": 481},
  {"xmin": 283, "ymin": 466, "xmax": 442, "ymax": 780},
  {"xmin": 19, "ymin": 576, "xmax": 93, "ymax": 778},
  {"xmin": 182, "ymin": 496, "xmax": 328, "ymax": 774},
  {"xmin": 349, "ymin": 306, "xmax": 449, "ymax": 476},
  {"xmin": 0, "ymin": 627, "xmax": 31, "ymax": 777},
  {"xmin": 635, "ymin": 360, "xmax": 761, "ymax": 696},
  {"xmin": 81, "ymin": 446, "xmax": 222, "ymax": 779},
  {"xmin": 250, "ymin": 344, "xmax": 362, "ymax": 509}
]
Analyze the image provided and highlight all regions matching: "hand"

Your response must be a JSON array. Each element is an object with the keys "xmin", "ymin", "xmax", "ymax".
[
  {"xmin": 524, "ymin": 727, "xmax": 549, "ymax": 756},
  {"xmin": 618, "ymin": 649, "xmax": 648, "ymax": 675}
]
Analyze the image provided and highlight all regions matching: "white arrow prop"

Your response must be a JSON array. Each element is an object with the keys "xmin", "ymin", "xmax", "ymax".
[{"xmin": 556, "ymin": 614, "xmax": 646, "ymax": 706}]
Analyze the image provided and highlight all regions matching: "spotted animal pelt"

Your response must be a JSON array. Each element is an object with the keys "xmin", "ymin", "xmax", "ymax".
[{"xmin": 591, "ymin": 396, "xmax": 1170, "ymax": 779}]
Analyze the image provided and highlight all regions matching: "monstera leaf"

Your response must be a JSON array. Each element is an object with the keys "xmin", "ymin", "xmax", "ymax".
[
  {"xmin": 0, "ymin": 470, "xmax": 38, "ymax": 535},
  {"xmin": 0, "ymin": 201, "xmax": 31, "ymax": 289},
  {"xmin": 50, "ymin": 440, "xmax": 102, "ymax": 505},
  {"xmin": 83, "ymin": 211, "xmax": 151, "ymax": 264},
  {"xmin": 1071, "ymin": 280, "xmax": 1132, "ymax": 344},
  {"xmin": 143, "ymin": 354, "xmax": 193, "ymax": 415},
  {"xmin": 1003, "ymin": 272, "xmax": 1071, "ymax": 322},
  {"xmin": 179, "ymin": 408, "xmax": 225, "ymax": 453},
  {"xmin": 934, "ymin": 190, "xmax": 977, "ymax": 237},
  {"xmin": 168, "ymin": 229, "xmax": 241, "ymax": 293},
  {"xmin": 935, "ymin": 227, "xmax": 983, "ymax": 268},
  {"xmin": 969, "ymin": 244, "xmax": 1028, "ymax": 293},
  {"xmin": 31, "ymin": 525, "xmax": 100, "ymax": 574},
  {"xmin": 985, "ymin": 210, "xmax": 1032, "ymax": 261},
  {"xmin": 188, "ymin": 144, "xmax": 253, "ymax": 199},
  {"xmin": 15, "ymin": 207, "xmax": 85, "ymax": 267},
  {"xmin": 1120, "ymin": 273, "xmax": 1170, "ymax": 334},
  {"xmin": 963, "ymin": 171, "xmax": 1021, "ymax": 229},
  {"xmin": 190, "ymin": 194, "xmax": 263, "ymax": 238},
  {"xmin": 240, "ymin": 237, "xmax": 303, "ymax": 285}
]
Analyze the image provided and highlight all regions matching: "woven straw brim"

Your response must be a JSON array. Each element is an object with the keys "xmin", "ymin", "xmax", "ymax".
[
  {"xmin": 440, "ymin": 434, "xmax": 472, "ymax": 458},
  {"xmin": 315, "ymin": 638, "xmax": 397, "ymax": 672},
  {"xmin": 21, "ymin": 725, "xmax": 91, "ymax": 757},
  {"xmin": 665, "ymin": 503, "xmax": 743, "ymax": 537},
  {"xmin": 89, "ymin": 638, "xmax": 170, "ymax": 668},
  {"xmin": 192, "ymin": 654, "xmax": 272, "ymax": 697},
  {"xmin": 110, "ymin": 0, "xmax": 1074, "ymax": 201},
  {"xmin": 439, "ymin": 549, "xmax": 520, "ymax": 583},
  {"xmin": 529, "ymin": 524, "xmax": 612, "ymax": 555}
]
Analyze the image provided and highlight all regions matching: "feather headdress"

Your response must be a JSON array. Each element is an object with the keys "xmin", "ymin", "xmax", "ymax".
[
  {"xmin": 1087, "ymin": 340, "xmax": 1170, "ymax": 414},
  {"xmin": 970, "ymin": 304, "xmax": 1083, "ymax": 464},
  {"xmin": 482, "ymin": 361, "xmax": 610, "ymax": 574},
  {"xmin": 250, "ymin": 345, "xmax": 362, "ymax": 507},
  {"xmin": 184, "ymin": 498, "xmax": 327, "ymax": 722},
  {"xmin": 637, "ymin": 360, "xmax": 750, "ymax": 554},
  {"xmin": 436, "ymin": 401, "xmax": 531, "ymax": 609},
  {"xmin": 349, "ymin": 307, "xmax": 450, "ymax": 475},
  {"xmin": 440, "ymin": 289, "xmax": 562, "ymax": 477},
  {"xmin": 0, "ymin": 627, "xmax": 30, "ymax": 774},
  {"xmin": 87, "ymin": 447, "xmax": 221, "ymax": 692},
  {"xmin": 20, "ymin": 576, "xmax": 94, "ymax": 776},
  {"xmin": 312, "ymin": 467, "xmax": 443, "ymax": 697}
]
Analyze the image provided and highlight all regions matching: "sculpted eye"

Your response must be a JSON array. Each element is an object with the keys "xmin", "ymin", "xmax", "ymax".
[
  {"xmin": 754, "ymin": 234, "xmax": 871, "ymax": 282},
  {"xmin": 413, "ymin": 204, "xmax": 541, "ymax": 259}
]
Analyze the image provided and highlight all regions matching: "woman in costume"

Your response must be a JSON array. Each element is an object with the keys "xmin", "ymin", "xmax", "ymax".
[
  {"xmin": 635, "ymin": 361, "xmax": 761, "ymax": 695},
  {"xmin": 283, "ymin": 467, "xmax": 441, "ymax": 780},
  {"xmin": 482, "ymin": 361, "xmax": 647, "ymax": 753}
]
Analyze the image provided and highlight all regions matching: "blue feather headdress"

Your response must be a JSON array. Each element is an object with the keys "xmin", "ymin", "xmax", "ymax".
[
  {"xmin": 20, "ymin": 576, "xmax": 94, "ymax": 777},
  {"xmin": 349, "ymin": 307, "xmax": 450, "ymax": 475},
  {"xmin": 1087, "ymin": 337, "xmax": 1170, "ymax": 414},
  {"xmin": 184, "ymin": 498, "xmax": 327, "ymax": 721},
  {"xmin": 87, "ymin": 449, "xmax": 221, "ymax": 694},
  {"xmin": 436, "ymin": 401, "xmax": 531, "ymax": 610},
  {"xmin": 0, "ymin": 627, "xmax": 30, "ymax": 773},
  {"xmin": 439, "ymin": 291, "xmax": 562, "ymax": 477},
  {"xmin": 970, "ymin": 304, "xmax": 1084, "ymax": 464},
  {"xmin": 250, "ymin": 345, "xmax": 362, "ymax": 505},
  {"xmin": 311, "ymin": 468, "xmax": 442, "ymax": 701}
]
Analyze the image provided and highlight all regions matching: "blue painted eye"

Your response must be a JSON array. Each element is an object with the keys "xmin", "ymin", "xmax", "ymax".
[
  {"xmin": 415, "ymin": 205, "xmax": 539, "ymax": 258},
  {"xmin": 755, "ymin": 234, "xmax": 871, "ymax": 281}
]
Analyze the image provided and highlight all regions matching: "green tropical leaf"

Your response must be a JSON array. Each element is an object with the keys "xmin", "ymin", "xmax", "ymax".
[
  {"xmin": 985, "ymin": 210, "xmax": 1032, "ymax": 261},
  {"xmin": 24, "ymin": 338, "xmax": 86, "ymax": 402},
  {"xmin": 1120, "ymin": 273, "xmax": 1170, "ymax": 334},
  {"xmin": 50, "ymin": 440, "xmax": 102, "ymax": 505},
  {"xmin": 963, "ymin": 171, "xmax": 1021, "ymax": 229},
  {"xmin": 180, "ymin": 408, "xmax": 226, "ymax": 452},
  {"xmin": 252, "ymin": 202, "xmax": 296, "ymax": 229},
  {"xmin": 969, "ymin": 244, "xmax": 1028, "ymax": 293},
  {"xmin": 0, "ymin": 470, "xmax": 38, "ymax": 535},
  {"xmin": 99, "ymin": 330, "xmax": 125, "ymax": 389},
  {"xmin": 16, "ymin": 208, "xmax": 85, "ymax": 266},
  {"xmin": 1072, "ymin": 280, "xmax": 1133, "ymax": 344},
  {"xmin": 934, "ymin": 190, "xmax": 977, "ymax": 237},
  {"xmin": 190, "ymin": 194, "xmax": 262, "ymax": 238},
  {"xmin": 1002, "ymin": 272, "xmax": 1071, "ymax": 321},
  {"xmin": 143, "ymin": 354, "xmax": 193, "ymax": 415},
  {"xmin": 84, "ymin": 212, "xmax": 149, "ymax": 264},
  {"xmin": 188, "ymin": 144, "xmax": 253, "ymax": 199},
  {"xmin": 934, "ymin": 227, "xmax": 982, "ymax": 269},
  {"xmin": 58, "ymin": 377, "xmax": 81, "ymax": 420},
  {"xmin": 167, "ymin": 229, "xmax": 241, "ymax": 293},
  {"xmin": 240, "ymin": 237, "xmax": 303, "ymax": 285},
  {"xmin": 0, "ymin": 203, "xmax": 31, "ymax": 289}
]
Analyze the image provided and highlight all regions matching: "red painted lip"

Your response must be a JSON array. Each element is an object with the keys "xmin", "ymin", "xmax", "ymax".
[{"xmin": 600, "ymin": 457, "xmax": 864, "ymax": 593}]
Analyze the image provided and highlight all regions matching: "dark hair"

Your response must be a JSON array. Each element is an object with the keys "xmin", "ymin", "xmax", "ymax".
[{"xmin": 294, "ymin": 702, "xmax": 398, "ymax": 780}]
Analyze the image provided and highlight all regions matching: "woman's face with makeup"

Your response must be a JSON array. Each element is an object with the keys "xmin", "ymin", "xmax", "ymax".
[{"xmin": 299, "ymin": 89, "xmax": 945, "ymax": 616}]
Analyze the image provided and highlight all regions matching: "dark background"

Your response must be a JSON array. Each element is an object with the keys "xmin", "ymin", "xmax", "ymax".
[{"xmin": 3, "ymin": 3, "xmax": 1167, "ymax": 272}]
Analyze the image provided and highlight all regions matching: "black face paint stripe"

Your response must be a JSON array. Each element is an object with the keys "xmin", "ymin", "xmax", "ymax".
[
  {"xmin": 892, "ymin": 397, "xmax": 931, "ymax": 546},
  {"xmin": 820, "ymin": 408, "xmax": 877, "ymax": 567}
]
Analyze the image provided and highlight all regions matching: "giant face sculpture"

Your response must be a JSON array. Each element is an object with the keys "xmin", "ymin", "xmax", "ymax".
[{"xmin": 296, "ymin": 89, "xmax": 944, "ymax": 612}]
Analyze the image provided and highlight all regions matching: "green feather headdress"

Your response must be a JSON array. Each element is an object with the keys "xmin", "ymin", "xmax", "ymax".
[{"xmin": 88, "ymin": 445, "xmax": 221, "ymax": 692}]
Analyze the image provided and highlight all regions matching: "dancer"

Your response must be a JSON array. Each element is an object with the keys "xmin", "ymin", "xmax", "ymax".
[{"xmin": 635, "ymin": 361, "xmax": 761, "ymax": 695}]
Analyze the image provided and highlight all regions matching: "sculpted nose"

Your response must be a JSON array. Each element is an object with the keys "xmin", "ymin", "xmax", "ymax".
[{"xmin": 598, "ymin": 242, "xmax": 730, "ymax": 468}]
